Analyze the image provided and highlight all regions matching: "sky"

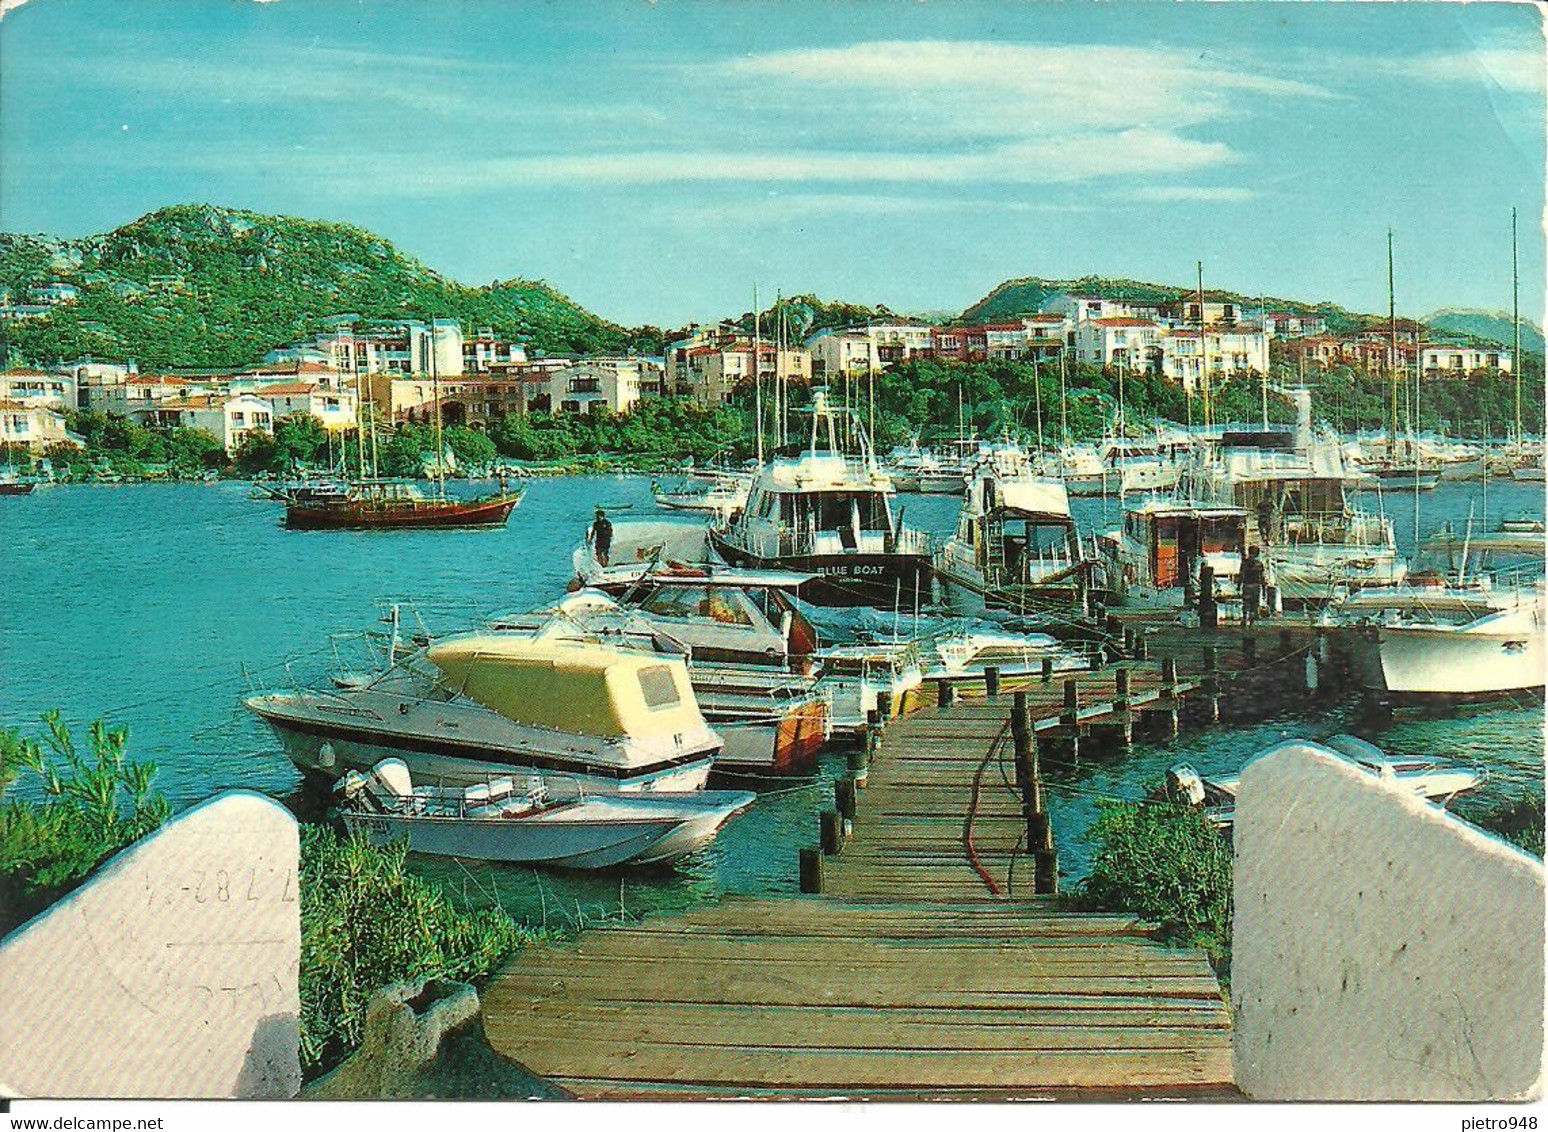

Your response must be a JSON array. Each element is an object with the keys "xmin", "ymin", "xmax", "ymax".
[{"xmin": 0, "ymin": 0, "xmax": 1544, "ymax": 330}]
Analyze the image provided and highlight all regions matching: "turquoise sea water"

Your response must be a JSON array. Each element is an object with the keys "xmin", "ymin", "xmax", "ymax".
[{"xmin": 1, "ymin": 475, "xmax": 1541, "ymax": 925}]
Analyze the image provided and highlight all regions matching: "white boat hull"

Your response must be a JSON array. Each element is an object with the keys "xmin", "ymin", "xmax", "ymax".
[
  {"xmin": 1353, "ymin": 619, "xmax": 1546, "ymax": 697},
  {"xmin": 343, "ymin": 792, "xmax": 752, "ymax": 867},
  {"xmin": 252, "ymin": 701, "xmax": 714, "ymax": 793}
]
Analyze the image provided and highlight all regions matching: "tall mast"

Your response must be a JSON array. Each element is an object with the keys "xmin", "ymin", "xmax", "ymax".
[
  {"xmin": 1388, "ymin": 228, "xmax": 1398, "ymax": 453},
  {"xmin": 430, "ymin": 322, "xmax": 445, "ymax": 498},
  {"xmin": 1032, "ymin": 355, "xmax": 1045, "ymax": 455},
  {"xmin": 753, "ymin": 284, "xmax": 763, "ymax": 463},
  {"xmin": 1412, "ymin": 327, "xmax": 1421, "ymax": 542},
  {"xmin": 1259, "ymin": 292, "xmax": 1269, "ymax": 429},
  {"xmin": 1513, "ymin": 206, "xmax": 1522, "ymax": 445},
  {"xmin": 1059, "ymin": 347, "xmax": 1069, "ymax": 446},
  {"xmin": 1197, "ymin": 261, "xmax": 1211, "ymax": 429},
  {"xmin": 352, "ymin": 336, "xmax": 365, "ymax": 478}
]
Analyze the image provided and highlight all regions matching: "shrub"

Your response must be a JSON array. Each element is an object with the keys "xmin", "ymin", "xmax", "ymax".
[
  {"xmin": 1079, "ymin": 798, "xmax": 1233, "ymax": 974},
  {"xmin": 298, "ymin": 824, "xmax": 536, "ymax": 1077},
  {"xmin": 0, "ymin": 713, "xmax": 171, "ymax": 933}
]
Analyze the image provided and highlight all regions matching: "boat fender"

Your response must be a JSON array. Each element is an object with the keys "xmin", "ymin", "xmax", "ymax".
[{"xmin": 318, "ymin": 741, "xmax": 337, "ymax": 770}]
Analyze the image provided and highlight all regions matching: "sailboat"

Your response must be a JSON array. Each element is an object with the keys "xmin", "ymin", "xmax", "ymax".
[{"xmin": 285, "ymin": 323, "xmax": 523, "ymax": 529}]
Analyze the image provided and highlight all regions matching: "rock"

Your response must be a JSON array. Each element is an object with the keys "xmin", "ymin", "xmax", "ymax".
[
  {"xmin": 0, "ymin": 792, "xmax": 301, "ymax": 1099},
  {"xmin": 305, "ymin": 978, "xmax": 565, "ymax": 1100}
]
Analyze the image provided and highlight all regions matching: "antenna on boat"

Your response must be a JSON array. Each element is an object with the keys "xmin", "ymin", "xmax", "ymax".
[
  {"xmin": 1513, "ymin": 206, "xmax": 1522, "ymax": 449},
  {"xmin": 753, "ymin": 284, "xmax": 764, "ymax": 464}
]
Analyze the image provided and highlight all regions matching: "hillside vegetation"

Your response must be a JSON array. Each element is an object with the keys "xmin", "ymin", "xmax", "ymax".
[
  {"xmin": 0, "ymin": 204, "xmax": 631, "ymax": 370},
  {"xmin": 959, "ymin": 274, "xmax": 1371, "ymax": 333}
]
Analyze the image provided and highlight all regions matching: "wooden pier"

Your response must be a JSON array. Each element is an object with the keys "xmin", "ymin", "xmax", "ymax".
[{"xmin": 481, "ymin": 629, "xmax": 1326, "ymax": 1099}]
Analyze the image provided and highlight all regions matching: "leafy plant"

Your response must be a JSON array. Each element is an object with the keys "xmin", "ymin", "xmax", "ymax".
[
  {"xmin": 0, "ymin": 713, "xmax": 171, "ymax": 933},
  {"xmin": 1078, "ymin": 798, "xmax": 1234, "ymax": 975},
  {"xmin": 297, "ymin": 824, "xmax": 537, "ymax": 1077}
]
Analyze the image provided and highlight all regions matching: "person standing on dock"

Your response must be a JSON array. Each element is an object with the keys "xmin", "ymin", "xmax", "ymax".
[
  {"xmin": 1241, "ymin": 545, "xmax": 1266, "ymax": 626},
  {"xmin": 589, "ymin": 507, "xmax": 613, "ymax": 567}
]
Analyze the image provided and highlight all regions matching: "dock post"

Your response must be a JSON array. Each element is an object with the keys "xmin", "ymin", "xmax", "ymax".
[
  {"xmin": 876, "ymin": 690, "xmax": 893, "ymax": 720},
  {"xmin": 984, "ymin": 665, "xmax": 1001, "ymax": 699},
  {"xmin": 835, "ymin": 776, "xmax": 857, "ymax": 822},
  {"xmin": 1198, "ymin": 564, "xmax": 1218, "ymax": 629},
  {"xmin": 848, "ymin": 731, "xmax": 870, "ymax": 786},
  {"xmin": 1278, "ymin": 627, "xmax": 1294, "ymax": 660},
  {"xmin": 1034, "ymin": 843, "xmax": 1059, "ymax": 896},
  {"xmin": 1122, "ymin": 628, "xmax": 1137, "ymax": 657},
  {"xmin": 798, "ymin": 846, "xmax": 824, "ymax": 893},
  {"xmin": 819, "ymin": 809, "xmax": 844, "ymax": 856},
  {"xmin": 1133, "ymin": 629, "xmax": 1149, "ymax": 660},
  {"xmin": 1201, "ymin": 645, "xmax": 1220, "ymax": 724},
  {"xmin": 1010, "ymin": 691, "xmax": 1030, "ymax": 791}
]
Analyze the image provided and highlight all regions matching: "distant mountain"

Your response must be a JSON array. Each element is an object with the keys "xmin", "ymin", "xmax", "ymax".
[
  {"xmin": 1424, "ymin": 308, "xmax": 1544, "ymax": 355},
  {"xmin": 0, "ymin": 204, "xmax": 630, "ymax": 370},
  {"xmin": 960, "ymin": 274, "xmax": 1371, "ymax": 333}
]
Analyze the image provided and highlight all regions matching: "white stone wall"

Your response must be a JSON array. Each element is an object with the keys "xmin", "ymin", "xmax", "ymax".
[
  {"xmin": 1233, "ymin": 740, "xmax": 1544, "ymax": 1100},
  {"xmin": 0, "ymin": 792, "xmax": 301, "ymax": 1098}
]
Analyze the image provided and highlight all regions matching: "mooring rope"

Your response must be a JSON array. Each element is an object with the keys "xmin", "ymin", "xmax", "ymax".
[{"xmin": 962, "ymin": 718, "xmax": 1013, "ymax": 899}]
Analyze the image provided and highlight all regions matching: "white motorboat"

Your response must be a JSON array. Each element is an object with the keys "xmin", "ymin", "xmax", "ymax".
[
  {"xmin": 245, "ymin": 636, "xmax": 721, "ymax": 791},
  {"xmin": 710, "ymin": 389, "xmax": 933, "ymax": 607},
  {"xmin": 572, "ymin": 518, "xmax": 716, "ymax": 590},
  {"xmin": 1169, "ymin": 734, "xmax": 1484, "ymax": 829},
  {"xmin": 914, "ymin": 626, "xmax": 1092, "ymax": 686},
  {"xmin": 936, "ymin": 463, "xmax": 1096, "ymax": 615},
  {"xmin": 490, "ymin": 577, "xmax": 831, "ymax": 782},
  {"xmin": 1340, "ymin": 582, "xmax": 1546, "ymax": 698},
  {"xmin": 339, "ymin": 759, "xmax": 754, "ymax": 868},
  {"xmin": 813, "ymin": 641, "xmax": 924, "ymax": 738},
  {"xmin": 651, "ymin": 471, "xmax": 751, "ymax": 517},
  {"xmin": 1097, "ymin": 498, "xmax": 1250, "ymax": 614}
]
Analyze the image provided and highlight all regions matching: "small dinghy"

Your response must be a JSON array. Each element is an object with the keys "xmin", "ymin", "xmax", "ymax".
[
  {"xmin": 339, "ymin": 759, "xmax": 755, "ymax": 868},
  {"xmin": 1167, "ymin": 734, "xmax": 1483, "ymax": 830}
]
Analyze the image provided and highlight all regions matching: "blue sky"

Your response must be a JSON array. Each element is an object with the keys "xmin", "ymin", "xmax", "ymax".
[{"xmin": 1, "ymin": 0, "xmax": 1543, "ymax": 329}]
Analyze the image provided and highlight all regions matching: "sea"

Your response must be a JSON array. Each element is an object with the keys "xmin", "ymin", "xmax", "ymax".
[{"xmin": 2, "ymin": 474, "xmax": 1543, "ymax": 927}]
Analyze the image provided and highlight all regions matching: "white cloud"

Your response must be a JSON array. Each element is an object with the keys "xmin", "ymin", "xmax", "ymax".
[
  {"xmin": 723, "ymin": 41, "xmax": 1335, "ymax": 133},
  {"xmin": 1384, "ymin": 46, "xmax": 1546, "ymax": 93},
  {"xmin": 1128, "ymin": 186, "xmax": 1257, "ymax": 203}
]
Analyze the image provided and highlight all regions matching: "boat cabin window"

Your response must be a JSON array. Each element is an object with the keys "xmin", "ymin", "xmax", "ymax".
[
  {"xmin": 1008, "ymin": 518, "xmax": 1074, "ymax": 556},
  {"xmin": 639, "ymin": 584, "xmax": 755, "ymax": 626},
  {"xmin": 637, "ymin": 665, "xmax": 682, "ymax": 710},
  {"xmin": 803, "ymin": 492, "xmax": 890, "ymax": 532}
]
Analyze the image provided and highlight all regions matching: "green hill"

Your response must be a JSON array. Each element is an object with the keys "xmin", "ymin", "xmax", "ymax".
[
  {"xmin": 960, "ymin": 274, "xmax": 1372, "ymax": 333},
  {"xmin": 1424, "ymin": 308, "xmax": 1544, "ymax": 355},
  {"xmin": 0, "ymin": 204, "xmax": 629, "ymax": 370}
]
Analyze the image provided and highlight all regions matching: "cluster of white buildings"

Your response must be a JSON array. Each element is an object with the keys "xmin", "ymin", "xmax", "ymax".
[{"xmin": 0, "ymin": 289, "xmax": 1520, "ymax": 454}]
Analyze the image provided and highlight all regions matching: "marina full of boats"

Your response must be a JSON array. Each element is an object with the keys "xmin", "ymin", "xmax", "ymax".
[{"xmin": 228, "ymin": 386, "xmax": 1543, "ymax": 874}]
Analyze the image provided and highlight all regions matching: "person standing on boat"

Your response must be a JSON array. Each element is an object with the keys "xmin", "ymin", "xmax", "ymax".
[
  {"xmin": 1256, "ymin": 494, "xmax": 1278, "ymax": 547},
  {"xmin": 590, "ymin": 507, "xmax": 614, "ymax": 567},
  {"xmin": 1241, "ymin": 545, "xmax": 1266, "ymax": 626}
]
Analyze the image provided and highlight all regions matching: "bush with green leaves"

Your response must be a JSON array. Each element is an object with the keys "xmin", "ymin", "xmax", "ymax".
[
  {"xmin": 298, "ymin": 823, "xmax": 537, "ymax": 1077},
  {"xmin": 1079, "ymin": 797, "xmax": 1233, "ymax": 973},
  {"xmin": 0, "ymin": 713, "xmax": 171, "ymax": 933}
]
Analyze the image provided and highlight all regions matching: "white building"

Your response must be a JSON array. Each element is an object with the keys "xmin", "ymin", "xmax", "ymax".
[
  {"xmin": 552, "ymin": 357, "xmax": 654, "ymax": 415},
  {"xmin": 1421, "ymin": 344, "xmax": 1512, "ymax": 376},
  {"xmin": 30, "ymin": 282, "xmax": 81, "ymax": 305},
  {"xmin": 144, "ymin": 394, "xmax": 275, "ymax": 453},
  {"xmin": 0, "ymin": 369, "xmax": 76, "ymax": 411},
  {"xmin": 805, "ymin": 330, "xmax": 880, "ymax": 378},
  {"xmin": 1073, "ymin": 317, "xmax": 1167, "ymax": 369},
  {"xmin": 1160, "ymin": 327, "xmax": 1271, "ymax": 390},
  {"xmin": 255, "ymin": 383, "xmax": 358, "ymax": 430},
  {"xmin": 0, "ymin": 400, "xmax": 81, "ymax": 452}
]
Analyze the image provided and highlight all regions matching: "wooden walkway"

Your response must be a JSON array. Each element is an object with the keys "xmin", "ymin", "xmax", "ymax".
[{"xmin": 479, "ymin": 644, "xmax": 1287, "ymax": 1099}]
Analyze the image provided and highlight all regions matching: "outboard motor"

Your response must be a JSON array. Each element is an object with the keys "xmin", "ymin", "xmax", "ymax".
[
  {"xmin": 369, "ymin": 757, "xmax": 414, "ymax": 800},
  {"xmin": 1166, "ymin": 764, "xmax": 1207, "ymax": 807}
]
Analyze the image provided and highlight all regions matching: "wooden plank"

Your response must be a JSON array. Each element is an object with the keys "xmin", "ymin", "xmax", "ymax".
[
  {"xmin": 488, "ymin": 1038, "xmax": 1233, "ymax": 1091},
  {"xmin": 495, "ymin": 1016, "xmax": 1227, "ymax": 1055},
  {"xmin": 490, "ymin": 964, "xmax": 1227, "ymax": 1007},
  {"xmin": 485, "ymin": 997, "xmax": 1232, "ymax": 1038}
]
